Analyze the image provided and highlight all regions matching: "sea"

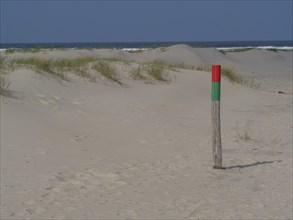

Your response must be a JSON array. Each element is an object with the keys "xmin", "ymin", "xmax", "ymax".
[{"xmin": 0, "ymin": 40, "xmax": 292, "ymax": 52}]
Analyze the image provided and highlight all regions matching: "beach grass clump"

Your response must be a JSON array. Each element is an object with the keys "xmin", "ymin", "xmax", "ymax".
[
  {"xmin": 221, "ymin": 67, "xmax": 244, "ymax": 84},
  {"xmin": 195, "ymin": 65, "xmax": 259, "ymax": 89},
  {"xmin": 230, "ymin": 48, "xmax": 252, "ymax": 53},
  {"xmin": 19, "ymin": 48, "xmax": 42, "ymax": 53},
  {"xmin": 130, "ymin": 66, "xmax": 145, "ymax": 80},
  {"xmin": 10, "ymin": 57, "xmax": 101, "ymax": 80},
  {"xmin": 66, "ymin": 57, "xmax": 97, "ymax": 67},
  {"xmin": 13, "ymin": 58, "xmax": 67, "ymax": 80},
  {"xmin": 146, "ymin": 60, "xmax": 167, "ymax": 81},
  {"xmin": 4, "ymin": 48, "xmax": 16, "ymax": 54},
  {"xmin": 0, "ymin": 74, "xmax": 11, "ymax": 95},
  {"xmin": 54, "ymin": 57, "xmax": 96, "ymax": 78},
  {"xmin": 265, "ymin": 48, "xmax": 278, "ymax": 53},
  {"xmin": 7, "ymin": 56, "xmax": 126, "ymax": 82},
  {"xmin": 4, "ymin": 48, "xmax": 42, "ymax": 54},
  {"xmin": 0, "ymin": 56, "xmax": 6, "ymax": 72},
  {"xmin": 0, "ymin": 57, "xmax": 16, "ymax": 73},
  {"xmin": 174, "ymin": 62, "xmax": 195, "ymax": 70},
  {"xmin": 196, "ymin": 65, "xmax": 211, "ymax": 72},
  {"xmin": 160, "ymin": 47, "xmax": 167, "ymax": 52},
  {"xmin": 218, "ymin": 50, "xmax": 226, "ymax": 55},
  {"xmin": 221, "ymin": 67, "xmax": 260, "ymax": 88},
  {"xmin": 92, "ymin": 61, "xmax": 121, "ymax": 84},
  {"xmin": 147, "ymin": 60, "xmax": 194, "ymax": 71}
]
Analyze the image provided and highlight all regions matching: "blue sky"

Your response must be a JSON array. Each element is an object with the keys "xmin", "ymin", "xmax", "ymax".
[{"xmin": 0, "ymin": 0, "xmax": 292, "ymax": 43}]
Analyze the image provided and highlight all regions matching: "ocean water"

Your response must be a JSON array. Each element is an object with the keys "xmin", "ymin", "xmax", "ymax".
[{"xmin": 0, "ymin": 40, "xmax": 292, "ymax": 51}]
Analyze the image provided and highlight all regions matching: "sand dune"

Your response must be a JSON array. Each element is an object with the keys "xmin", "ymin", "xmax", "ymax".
[
  {"xmin": 3, "ymin": 44, "xmax": 292, "ymax": 93},
  {"xmin": 1, "ymin": 46, "xmax": 292, "ymax": 219}
]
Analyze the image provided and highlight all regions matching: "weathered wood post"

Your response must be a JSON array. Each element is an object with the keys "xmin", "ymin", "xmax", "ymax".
[{"xmin": 211, "ymin": 65, "xmax": 223, "ymax": 169}]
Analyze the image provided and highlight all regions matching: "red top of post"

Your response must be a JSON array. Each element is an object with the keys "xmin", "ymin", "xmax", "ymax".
[{"xmin": 212, "ymin": 65, "xmax": 221, "ymax": 82}]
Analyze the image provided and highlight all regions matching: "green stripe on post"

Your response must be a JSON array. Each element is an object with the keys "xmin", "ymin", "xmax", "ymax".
[{"xmin": 212, "ymin": 82, "xmax": 221, "ymax": 101}]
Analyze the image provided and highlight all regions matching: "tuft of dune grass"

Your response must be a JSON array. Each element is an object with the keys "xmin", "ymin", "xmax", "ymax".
[
  {"xmin": 221, "ymin": 67, "xmax": 260, "ymax": 88},
  {"xmin": 92, "ymin": 61, "xmax": 121, "ymax": 84},
  {"xmin": 7, "ymin": 57, "xmax": 124, "ymax": 82},
  {"xmin": 146, "ymin": 60, "xmax": 167, "ymax": 81},
  {"xmin": 130, "ymin": 66, "xmax": 145, "ymax": 80},
  {"xmin": 196, "ymin": 65, "xmax": 260, "ymax": 89},
  {"xmin": 0, "ymin": 74, "xmax": 11, "ymax": 95},
  {"xmin": 13, "ymin": 58, "xmax": 67, "ymax": 80}
]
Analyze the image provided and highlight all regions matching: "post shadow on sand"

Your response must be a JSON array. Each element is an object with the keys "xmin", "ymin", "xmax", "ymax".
[{"xmin": 224, "ymin": 160, "xmax": 281, "ymax": 170}]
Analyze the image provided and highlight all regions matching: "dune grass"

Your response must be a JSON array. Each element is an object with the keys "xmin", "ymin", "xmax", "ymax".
[
  {"xmin": 0, "ymin": 56, "xmax": 5, "ymax": 69},
  {"xmin": 92, "ymin": 61, "xmax": 121, "ymax": 84},
  {"xmin": 218, "ymin": 50, "xmax": 226, "ymax": 55},
  {"xmin": 145, "ymin": 60, "xmax": 167, "ymax": 81},
  {"xmin": 130, "ymin": 66, "xmax": 145, "ymax": 80},
  {"xmin": 221, "ymin": 67, "xmax": 245, "ymax": 84},
  {"xmin": 4, "ymin": 48, "xmax": 43, "ymax": 54},
  {"xmin": 0, "ymin": 74, "xmax": 11, "ymax": 95},
  {"xmin": 6, "ymin": 57, "xmax": 125, "ymax": 83},
  {"xmin": 196, "ymin": 65, "xmax": 260, "ymax": 88},
  {"xmin": 0, "ymin": 57, "xmax": 15, "ymax": 74},
  {"xmin": 130, "ymin": 60, "xmax": 195, "ymax": 82},
  {"xmin": 196, "ymin": 65, "xmax": 212, "ymax": 72},
  {"xmin": 221, "ymin": 67, "xmax": 260, "ymax": 88},
  {"xmin": 228, "ymin": 48, "xmax": 253, "ymax": 53},
  {"xmin": 13, "ymin": 58, "xmax": 68, "ymax": 80},
  {"xmin": 4, "ymin": 48, "xmax": 16, "ymax": 54}
]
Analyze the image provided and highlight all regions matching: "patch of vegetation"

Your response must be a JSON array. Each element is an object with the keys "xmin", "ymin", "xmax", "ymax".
[
  {"xmin": 229, "ymin": 48, "xmax": 252, "ymax": 53},
  {"xmin": 221, "ymin": 67, "xmax": 260, "ymax": 88},
  {"xmin": 221, "ymin": 67, "xmax": 244, "ymax": 84},
  {"xmin": 130, "ymin": 66, "xmax": 145, "ymax": 80},
  {"xmin": 195, "ymin": 65, "xmax": 259, "ymax": 89},
  {"xmin": 218, "ymin": 50, "xmax": 226, "ymax": 55},
  {"xmin": 19, "ymin": 48, "xmax": 42, "ymax": 53},
  {"xmin": 0, "ymin": 74, "xmax": 11, "ymax": 95},
  {"xmin": 92, "ymin": 61, "xmax": 121, "ymax": 84},
  {"xmin": 160, "ymin": 47, "xmax": 167, "ymax": 52},
  {"xmin": 265, "ymin": 48, "xmax": 278, "ymax": 52},
  {"xmin": 9, "ymin": 57, "xmax": 125, "ymax": 81},
  {"xmin": 4, "ymin": 48, "xmax": 16, "ymax": 54},
  {"xmin": 13, "ymin": 58, "xmax": 67, "ymax": 80},
  {"xmin": 4, "ymin": 48, "xmax": 43, "ymax": 54},
  {"xmin": 127, "ymin": 49, "xmax": 145, "ymax": 53},
  {"xmin": 1, "ymin": 57, "xmax": 18, "ymax": 73},
  {"xmin": 145, "ymin": 60, "xmax": 194, "ymax": 72},
  {"xmin": 172, "ymin": 62, "xmax": 195, "ymax": 70},
  {"xmin": 131, "ymin": 60, "xmax": 196, "ymax": 82},
  {"xmin": 0, "ymin": 56, "xmax": 5, "ymax": 67},
  {"xmin": 196, "ymin": 65, "xmax": 211, "ymax": 72},
  {"xmin": 145, "ymin": 60, "xmax": 167, "ymax": 81}
]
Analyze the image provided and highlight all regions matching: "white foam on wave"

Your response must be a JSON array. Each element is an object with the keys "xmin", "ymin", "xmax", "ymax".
[
  {"xmin": 121, "ymin": 48, "xmax": 149, "ymax": 52},
  {"xmin": 0, "ymin": 49, "xmax": 7, "ymax": 53},
  {"xmin": 217, "ymin": 46, "xmax": 293, "ymax": 51}
]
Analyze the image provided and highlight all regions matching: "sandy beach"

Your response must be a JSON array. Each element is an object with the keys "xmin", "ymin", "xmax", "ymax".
[{"xmin": 1, "ymin": 45, "xmax": 292, "ymax": 219}]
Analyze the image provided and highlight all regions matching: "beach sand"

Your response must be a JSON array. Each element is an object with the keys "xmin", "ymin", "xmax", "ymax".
[{"xmin": 1, "ymin": 45, "xmax": 292, "ymax": 219}]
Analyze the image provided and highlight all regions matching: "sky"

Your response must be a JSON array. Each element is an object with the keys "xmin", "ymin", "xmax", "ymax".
[{"xmin": 0, "ymin": 0, "xmax": 292, "ymax": 43}]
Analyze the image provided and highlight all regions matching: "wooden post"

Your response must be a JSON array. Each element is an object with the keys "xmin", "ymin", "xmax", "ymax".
[{"xmin": 211, "ymin": 65, "xmax": 223, "ymax": 169}]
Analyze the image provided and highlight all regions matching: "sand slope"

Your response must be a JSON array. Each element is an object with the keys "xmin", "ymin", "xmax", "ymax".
[
  {"xmin": 3, "ymin": 45, "xmax": 292, "ymax": 93},
  {"xmin": 1, "ymin": 47, "xmax": 292, "ymax": 219}
]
